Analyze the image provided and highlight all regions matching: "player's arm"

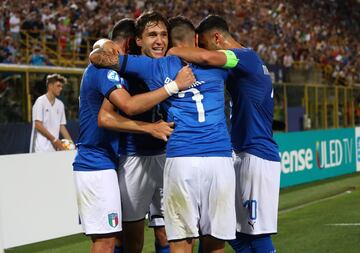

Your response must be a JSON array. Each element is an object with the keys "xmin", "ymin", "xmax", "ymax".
[
  {"xmin": 107, "ymin": 65, "xmax": 194, "ymax": 116},
  {"xmin": 98, "ymin": 99, "xmax": 174, "ymax": 141},
  {"xmin": 89, "ymin": 39, "xmax": 196, "ymax": 91},
  {"xmin": 167, "ymin": 47, "xmax": 238, "ymax": 69},
  {"xmin": 59, "ymin": 125, "xmax": 72, "ymax": 142},
  {"xmin": 90, "ymin": 39, "xmax": 122, "ymax": 70},
  {"xmin": 34, "ymin": 120, "xmax": 65, "ymax": 151}
]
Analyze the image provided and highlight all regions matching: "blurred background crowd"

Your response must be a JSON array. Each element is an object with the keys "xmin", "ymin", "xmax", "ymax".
[{"xmin": 0, "ymin": 0, "xmax": 359, "ymax": 85}]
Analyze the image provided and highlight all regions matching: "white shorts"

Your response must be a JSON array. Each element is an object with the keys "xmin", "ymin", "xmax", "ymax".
[
  {"xmin": 148, "ymin": 197, "xmax": 165, "ymax": 227},
  {"xmin": 164, "ymin": 157, "xmax": 236, "ymax": 241},
  {"xmin": 118, "ymin": 154, "xmax": 165, "ymax": 224},
  {"xmin": 234, "ymin": 152, "xmax": 281, "ymax": 235},
  {"xmin": 74, "ymin": 169, "xmax": 122, "ymax": 235}
]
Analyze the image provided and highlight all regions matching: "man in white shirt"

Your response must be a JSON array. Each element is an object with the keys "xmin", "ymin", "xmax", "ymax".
[{"xmin": 30, "ymin": 74, "xmax": 72, "ymax": 152}]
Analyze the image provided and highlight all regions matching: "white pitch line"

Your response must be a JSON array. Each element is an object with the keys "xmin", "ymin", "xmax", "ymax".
[
  {"xmin": 326, "ymin": 223, "xmax": 360, "ymax": 226},
  {"xmin": 279, "ymin": 190, "xmax": 353, "ymax": 214}
]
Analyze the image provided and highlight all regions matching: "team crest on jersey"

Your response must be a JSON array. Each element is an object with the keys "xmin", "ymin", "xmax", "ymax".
[
  {"xmin": 108, "ymin": 213, "xmax": 119, "ymax": 228},
  {"xmin": 107, "ymin": 70, "xmax": 120, "ymax": 82}
]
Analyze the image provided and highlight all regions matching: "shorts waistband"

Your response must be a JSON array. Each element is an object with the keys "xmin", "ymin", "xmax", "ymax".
[{"xmin": 234, "ymin": 152, "xmax": 255, "ymax": 159}]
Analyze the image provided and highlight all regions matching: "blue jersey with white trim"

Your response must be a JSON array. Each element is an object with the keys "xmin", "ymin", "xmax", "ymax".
[
  {"xmin": 119, "ymin": 55, "xmax": 232, "ymax": 158},
  {"xmin": 73, "ymin": 64, "xmax": 126, "ymax": 171},
  {"xmin": 227, "ymin": 48, "xmax": 280, "ymax": 161},
  {"xmin": 118, "ymin": 75, "xmax": 166, "ymax": 156}
]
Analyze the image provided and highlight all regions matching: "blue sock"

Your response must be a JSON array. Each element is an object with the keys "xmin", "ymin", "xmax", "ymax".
[
  {"xmin": 114, "ymin": 245, "xmax": 122, "ymax": 253},
  {"xmin": 250, "ymin": 234, "xmax": 276, "ymax": 253},
  {"xmin": 228, "ymin": 232, "xmax": 252, "ymax": 253},
  {"xmin": 155, "ymin": 243, "xmax": 170, "ymax": 253}
]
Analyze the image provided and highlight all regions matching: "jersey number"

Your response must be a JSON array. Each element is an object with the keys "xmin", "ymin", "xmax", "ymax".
[{"xmin": 178, "ymin": 88, "xmax": 205, "ymax": 122}]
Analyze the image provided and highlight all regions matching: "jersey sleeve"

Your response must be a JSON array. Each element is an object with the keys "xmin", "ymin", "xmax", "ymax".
[
  {"xmin": 118, "ymin": 55, "xmax": 173, "ymax": 90},
  {"xmin": 119, "ymin": 55, "xmax": 157, "ymax": 81},
  {"xmin": 32, "ymin": 99, "xmax": 44, "ymax": 122},
  {"xmin": 96, "ymin": 68, "xmax": 127, "ymax": 99},
  {"xmin": 231, "ymin": 48, "xmax": 258, "ymax": 73}
]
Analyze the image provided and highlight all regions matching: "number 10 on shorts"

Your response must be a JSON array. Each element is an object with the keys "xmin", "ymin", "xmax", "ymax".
[{"xmin": 243, "ymin": 199, "xmax": 257, "ymax": 220}]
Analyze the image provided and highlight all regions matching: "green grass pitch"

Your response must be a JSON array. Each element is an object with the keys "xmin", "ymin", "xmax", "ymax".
[{"xmin": 5, "ymin": 173, "xmax": 360, "ymax": 253}]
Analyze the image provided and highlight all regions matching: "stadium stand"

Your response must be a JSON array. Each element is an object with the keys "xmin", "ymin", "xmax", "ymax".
[{"xmin": 0, "ymin": 0, "xmax": 359, "ymax": 86}]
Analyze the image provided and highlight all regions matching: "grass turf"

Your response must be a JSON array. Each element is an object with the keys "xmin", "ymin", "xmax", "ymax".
[{"xmin": 5, "ymin": 173, "xmax": 360, "ymax": 253}]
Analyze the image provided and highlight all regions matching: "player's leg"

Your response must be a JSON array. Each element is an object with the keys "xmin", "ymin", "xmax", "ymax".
[
  {"xmin": 201, "ymin": 236, "xmax": 225, "ymax": 253},
  {"xmin": 230, "ymin": 153, "xmax": 280, "ymax": 253},
  {"xmin": 148, "ymin": 154, "xmax": 170, "ymax": 253},
  {"xmin": 170, "ymin": 238, "xmax": 194, "ymax": 253},
  {"xmin": 122, "ymin": 220, "xmax": 145, "ymax": 253},
  {"xmin": 249, "ymin": 234, "xmax": 276, "ymax": 253},
  {"xmin": 163, "ymin": 157, "xmax": 201, "ymax": 252},
  {"xmin": 199, "ymin": 157, "xmax": 236, "ymax": 253},
  {"xmin": 91, "ymin": 234, "xmax": 118, "ymax": 253},
  {"xmin": 74, "ymin": 169, "xmax": 122, "ymax": 253},
  {"xmin": 117, "ymin": 156, "xmax": 156, "ymax": 253},
  {"xmin": 154, "ymin": 226, "xmax": 170, "ymax": 253},
  {"xmin": 113, "ymin": 233, "xmax": 123, "ymax": 253}
]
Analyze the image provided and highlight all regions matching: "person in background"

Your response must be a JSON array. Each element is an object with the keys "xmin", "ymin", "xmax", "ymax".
[{"xmin": 29, "ymin": 73, "xmax": 72, "ymax": 153}]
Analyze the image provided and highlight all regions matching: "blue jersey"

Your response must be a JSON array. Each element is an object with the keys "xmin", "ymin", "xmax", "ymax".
[
  {"xmin": 119, "ymin": 55, "xmax": 232, "ymax": 158},
  {"xmin": 73, "ymin": 64, "xmax": 126, "ymax": 171},
  {"xmin": 118, "ymin": 75, "xmax": 166, "ymax": 156},
  {"xmin": 227, "ymin": 48, "xmax": 280, "ymax": 161}
]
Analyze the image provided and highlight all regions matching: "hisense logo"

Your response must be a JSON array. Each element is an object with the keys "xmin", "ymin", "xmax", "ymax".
[
  {"xmin": 280, "ymin": 148, "xmax": 313, "ymax": 174},
  {"xmin": 315, "ymin": 138, "xmax": 353, "ymax": 169}
]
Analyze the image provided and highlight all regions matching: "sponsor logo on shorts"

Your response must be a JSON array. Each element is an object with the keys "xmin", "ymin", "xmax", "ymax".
[
  {"xmin": 108, "ymin": 213, "xmax": 119, "ymax": 228},
  {"xmin": 248, "ymin": 220, "xmax": 256, "ymax": 230}
]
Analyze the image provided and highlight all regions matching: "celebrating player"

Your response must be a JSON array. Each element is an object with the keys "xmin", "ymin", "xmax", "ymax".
[
  {"xmin": 168, "ymin": 14, "xmax": 281, "ymax": 253},
  {"xmin": 73, "ymin": 18, "xmax": 195, "ymax": 253},
  {"xmin": 90, "ymin": 15, "xmax": 236, "ymax": 253}
]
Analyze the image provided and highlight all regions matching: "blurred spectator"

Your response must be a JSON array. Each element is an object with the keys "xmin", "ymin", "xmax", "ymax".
[
  {"xmin": 1, "ymin": 0, "xmax": 359, "ymax": 85},
  {"xmin": 9, "ymin": 11, "xmax": 21, "ymax": 40},
  {"xmin": 29, "ymin": 46, "xmax": 50, "ymax": 65},
  {"xmin": 283, "ymin": 52, "xmax": 294, "ymax": 82}
]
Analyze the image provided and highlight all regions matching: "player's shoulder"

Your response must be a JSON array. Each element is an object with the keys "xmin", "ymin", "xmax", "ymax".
[
  {"xmin": 87, "ymin": 64, "xmax": 124, "ymax": 84},
  {"xmin": 34, "ymin": 94, "xmax": 47, "ymax": 105},
  {"xmin": 230, "ymin": 47, "xmax": 256, "ymax": 57}
]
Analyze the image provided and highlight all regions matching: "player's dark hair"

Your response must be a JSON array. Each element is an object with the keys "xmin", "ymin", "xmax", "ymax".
[
  {"xmin": 135, "ymin": 11, "xmax": 169, "ymax": 38},
  {"xmin": 46, "ymin": 73, "xmax": 67, "ymax": 86},
  {"xmin": 110, "ymin": 18, "xmax": 136, "ymax": 41},
  {"xmin": 168, "ymin": 16, "xmax": 195, "ymax": 47},
  {"xmin": 196, "ymin": 15, "xmax": 230, "ymax": 35}
]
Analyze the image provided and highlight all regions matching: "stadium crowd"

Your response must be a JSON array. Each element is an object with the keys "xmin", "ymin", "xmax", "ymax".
[{"xmin": 0, "ymin": 0, "xmax": 359, "ymax": 85}]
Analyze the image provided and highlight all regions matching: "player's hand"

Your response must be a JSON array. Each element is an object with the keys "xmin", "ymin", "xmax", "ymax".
[
  {"xmin": 89, "ymin": 40, "xmax": 121, "ymax": 67},
  {"xmin": 53, "ymin": 139, "xmax": 66, "ymax": 151},
  {"xmin": 148, "ymin": 120, "xmax": 174, "ymax": 142},
  {"xmin": 92, "ymin": 39, "xmax": 120, "ymax": 55},
  {"xmin": 174, "ymin": 65, "xmax": 196, "ymax": 91}
]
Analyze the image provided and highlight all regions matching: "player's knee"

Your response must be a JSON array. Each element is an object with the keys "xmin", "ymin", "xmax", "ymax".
[{"xmin": 91, "ymin": 236, "xmax": 117, "ymax": 253}]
